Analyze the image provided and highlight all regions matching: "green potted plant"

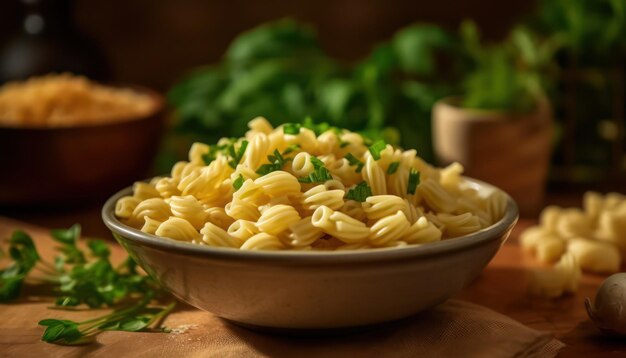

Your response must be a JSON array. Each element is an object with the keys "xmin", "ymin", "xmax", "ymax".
[{"xmin": 433, "ymin": 22, "xmax": 558, "ymax": 214}]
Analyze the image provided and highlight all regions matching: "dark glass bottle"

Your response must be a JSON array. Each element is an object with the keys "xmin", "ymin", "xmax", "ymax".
[{"xmin": 0, "ymin": 0, "xmax": 110, "ymax": 83}]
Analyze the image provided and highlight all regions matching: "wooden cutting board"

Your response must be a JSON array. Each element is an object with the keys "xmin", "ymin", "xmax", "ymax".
[{"xmin": 0, "ymin": 217, "xmax": 621, "ymax": 357}]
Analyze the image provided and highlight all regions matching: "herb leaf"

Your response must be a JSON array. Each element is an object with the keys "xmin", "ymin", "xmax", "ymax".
[
  {"xmin": 227, "ymin": 140, "xmax": 249, "ymax": 169},
  {"xmin": 283, "ymin": 123, "xmax": 301, "ymax": 135},
  {"xmin": 345, "ymin": 182, "xmax": 373, "ymax": 202},
  {"xmin": 256, "ymin": 149, "xmax": 287, "ymax": 175},
  {"xmin": 368, "ymin": 140, "xmax": 387, "ymax": 160},
  {"xmin": 387, "ymin": 161, "xmax": 400, "ymax": 174},
  {"xmin": 233, "ymin": 175, "xmax": 245, "ymax": 190},
  {"xmin": 407, "ymin": 169, "xmax": 421, "ymax": 194},
  {"xmin": 345, "ymin": 153, "xmax": 364, "ymax": 173}
]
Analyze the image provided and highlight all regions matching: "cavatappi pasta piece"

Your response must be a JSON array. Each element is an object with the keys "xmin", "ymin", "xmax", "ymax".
[
  {"xmin": 140, "ymin": 217, "xmax": 162, "ymax": 235},
  {"xmin": 256, "ymin": 204, "xmax": 301, "ymax": 236},
  {"xmin": 567, "ymin": 238, "xmax": 621, "ymax": 274},
  {"xmin": 436, "ymin": 213, "xmax": 482, "ymax": 238},
  {"xmin": 188, "ymin": 142, "xmax": 209, "ymax": 165},
  {"xmin": 231, "ymin": 164, "xmax": 260, "ymax": 182},
  {"xmin": 486, "ymin": 190, "xmax": 508, "ymax": 224},
  {"xmin": 225, "ymin": 199, "xmax": 261, "ymax": 221},
  {"xmin": 555, "ymin": 209, "xmax": 593, "ymax": 239},
  {"xmin": 130, "ymin": 198, "xmax": 171, "ymax": 225},
  {"xmin": 240, "ymin": 233, "xmax": 284, "ymax": 250},
  {"xmin": 595, "ymin": 210, "xmax": 626, "ymax": 252},
  {"xmin": 362, "ymin": 156, "xmax": 387, "ymax": 196},
  {"xmin": 311, "ymin": 206, "xmax": 370, "ymax": 244},
  {"xmin": 289, "ymin": 216, "xmax": 325, "ymax": 247},
  {"xmin": 369, "ymin": 210, "xmax": 410, "ymax": 246},
  {"xmin": 291, "ymin": 152, "xmax": 315, "ymax": 177},
  {"xmin": 583, "ymin": 191, "xmax": 604, "ymax": 223},
  {"xmin": 155, "ymin": 177, "xmax": 180, "ymax": 198},
  {"xmin": 201, "ymin": 222, "xmax": 241, "ymax": 248},
  {"xmin": 247, "ymin": 116, "xmax": 273, "ymax": 134},
  {"xmin": 132, "ymin": 182, "xmax": 160, "ymax": 201},
  {"xmin": 115, "ymin": 196, "xmax": 141, "ymax": 219},
  {"xmin": 528, "ymin": 252, "xmax": 581, "ymax": 298},
  {"xmin": 204, "ymin": 207, "xmax": 235, "ymax": 230},
  {"xmin": 418, "ymin": 178, "xmax": 456, "ymax": 213},
  {"xmin": 387, "ymin": 166, "xmax": 408, "ymax": 197},
  {"xmin": 171, "ymin": 161, "xmax": 199, "ymax": 182},
  {"xmin": 402, "ymin": 199, "xmax": 422, "ymax": 224},
  {"xmin": 244, "ymin": 133, "xmax": 270, "ymax": 169},
  {"xmin": 362, "ymin": 195, "xmax": 405, "ymax": 220},
  {"xmin": 340, "ymin": 200, "xmax": 367, "ymax": 222},
  {"xmin": 301, "ymin": 184, "xmax": 344, "ymax": 211},
  {"xmin": 155, "ymin": 217, "xmax": 200, "ymax": 242},
  {"xmin": 539, "ymin": 206, "xmax": 562, "ymax": 233},
  {"xmin": 404, "ymin": 217, "xmax": 442, "ymax": 244},
  {"xmin": 519, "ymin": 226, "xmax": 551, "ymax": 252},
  {"xmin": 328, "ymin": 158, "xmax": 362, "ymax": 187},
  {"xmin": 227, "ymin": 220, "xmax": 259, "ymax": 243},
  {"xmin": 439, "ymin": 162, "xmax": 464, "ymax": 191},
  {"xmin": 535, "ymin": 236, "xmax": 566, "ymax": 263},
  {"xmin": 254, "ymin": 171, "xmax": 301, "ymax": 198},
  {"xmin": 169, "ymin": 195, "xmax": 208, "ymax": 230},
  {"xmin": 233, "ymin": 179, "xmax": 266, "ymax": 204}
]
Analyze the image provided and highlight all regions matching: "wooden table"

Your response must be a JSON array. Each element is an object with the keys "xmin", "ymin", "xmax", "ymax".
[{"xmin": 0, "ymin": 216, "xmax": 624, "ymax": 357}]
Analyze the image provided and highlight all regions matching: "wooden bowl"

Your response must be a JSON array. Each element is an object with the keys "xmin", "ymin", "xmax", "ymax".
[{"xmin": 0, "ymin": 86, "xmax": 165, "ymax": 207}]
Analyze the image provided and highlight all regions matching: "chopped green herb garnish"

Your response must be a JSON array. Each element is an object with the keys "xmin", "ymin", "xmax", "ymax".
[
  {"xmin": 282, "ymin": 144, "xmax": 300, "ymax": 155},
  {"xmin": 387, "ymin": 161, "xmax": 400, "ymax": 175},
  {"xmin": 227, "ymin": 140, "xmax": 249, "ymax": 169},
  {"xmin": 1, "ymin": 226, "xmax": 175, "ymax": 345},
  {"xmin": 302, "ymin": 116, "xmax": 331, "ymax": 135},
  {"xmin": 283, "ymin": 123, "xmax": 301, "ymax": 135},
  {"xmin": 256, "ymin": 149, "xmax": 287, "ymax": 175},
  {"xmin": 298, "ymin": 166, "xmax": 333, "ymax": 183},
  {"xmin": 339, "ymin": 141, "xmax": 351, "ymax": 148},
  {"xmin": 368, "ymin": 140, "xmax": 387, "ymax": 160},
  {"xmin": 345, "ymin": 153, "xmax": 364, "ymax": 173},
  {"xmin": 407, "ymin": 169, "xmax": 421, "ymax": 195},
  {"xmin": 345, "ymin": 182, "xmax": 373, "ymax": 202},
  {"xmin": 310, "ymin": 156, "xmax": 325, "ymax": 169},
  {"xmin": 233, "ymin": 175, "xmax": 245, "ymax": 190}
]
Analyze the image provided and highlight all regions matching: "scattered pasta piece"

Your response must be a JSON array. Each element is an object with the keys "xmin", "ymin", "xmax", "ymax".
[{"xmin": 528, "ymin": 252, "xmax": 581, "ymax": 298}]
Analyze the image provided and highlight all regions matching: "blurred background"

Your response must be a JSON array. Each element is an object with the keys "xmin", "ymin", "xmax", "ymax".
[{"xmin": 0, "ymin": 0, "xmax": 624, "ymax": 234}]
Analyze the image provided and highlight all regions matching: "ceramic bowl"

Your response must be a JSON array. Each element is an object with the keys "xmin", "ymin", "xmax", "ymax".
[
  {"xmin": 102, "ymin": 178, "xmax": 518, "ymax": 330},
  {"xmin": 0, "ymin": 86, "xmax": 165, "ymax": 207}
]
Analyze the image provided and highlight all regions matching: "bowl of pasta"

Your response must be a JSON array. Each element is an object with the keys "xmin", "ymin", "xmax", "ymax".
[{"xmin": 102, "ymin": 117, "xmax": 518, "ymax": 330}]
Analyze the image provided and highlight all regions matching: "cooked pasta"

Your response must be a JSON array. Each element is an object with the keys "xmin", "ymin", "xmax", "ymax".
[{"xmin": 117, "ymin": 118, "xmax": 507, "ymax": 250}]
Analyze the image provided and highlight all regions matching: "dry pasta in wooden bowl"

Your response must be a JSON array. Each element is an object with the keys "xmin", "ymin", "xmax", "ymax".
[
  {"xmin": 102, "ymin": 116, "xmax": 518, "ymax": 329},
  {"xmin": 114, "ymin": 117, "xmax": 509, "ymax": 251}
]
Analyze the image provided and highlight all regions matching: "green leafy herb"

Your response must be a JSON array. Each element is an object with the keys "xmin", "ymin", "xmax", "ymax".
[
  {"xmin": 387, "ymin": 161, "xmax": 400, "ymax": 174},
  {"xmin": 227, "ymin": 140, "xmax": 249, "ymax": 169},
  {"xmin": 345, "ymin": 153, "xmax": 364, "ymax": 173},
  {"xmin": 283, "ymin": 123, "xmax": 301, "ymax": 135},
  {"xmin": 298, "ymin": 167, "xmax": 333, "ymax": 183},
  {"xmin": 345, "ymin": 182, "xmax": 373, "ymax": 202},
  {"xmin": 282, "ymin": 144, "xmax": 300, "ymax": 155},
  {"xmin": 233, "ymin": 174, "xmax": 245, "ymax": 190},
  {"xmin": 339, "ymin": 141, "xmax": 351, "ymax": 148},
  {"xmin": 302, "ymin": 116, "xmax": 331, "ymax": 136},
  {"xmin": 368, "ymin": 140, "xmax": 387, "ymax": 160},
  {"xmin": 0, "ymin": 226, "xmax": 175, "ymax": 345},
  {"xmin": 256, "ymin": 149, "xmax": 287, "ymax": 175},
  {"xmin": 310, "ymin": 156, "xmax": 325, "ymax": 169},
  {"xmin": 407, "ymin": 169, "xmax": 421, "ymax": 195},
  {"xmin": 39, "ymin": 300, "xmax": 176, "ymax": 345},
  {"xmin": 0, "ymin": 231, "xmax": 40, "ymax": 302}
]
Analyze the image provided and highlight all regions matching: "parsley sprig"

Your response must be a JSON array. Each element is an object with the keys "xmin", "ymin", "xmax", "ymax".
[
  {"xmin": 368, "ymin": 140, "xmax": 387, "ymax": 160},
  {"xmin": 0, "ymin": 225, "xmax": 174, "ymax": 345},
  {"xmin": 298, "ymin": 156, "xmax": 333, "ymax": 183},
  {"xmin": 345, "ymin": 182, "xmax": 373, "ymax": 202},
  {"xmin": 256, "ymin": 149, "xmax": 288, "ymax": 175},
  {"xmin": 345, "ymin": 153, "xmax": 364, "ymax": 173}
]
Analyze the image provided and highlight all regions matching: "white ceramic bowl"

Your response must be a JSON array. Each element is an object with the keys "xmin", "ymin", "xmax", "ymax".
[{"xmin": 102, "ymin": 178, "xmax": 518, "ymax": 331}]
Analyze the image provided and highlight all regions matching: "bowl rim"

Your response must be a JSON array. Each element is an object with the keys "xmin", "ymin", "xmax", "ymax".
[{"xmin": 102, "ymin": 177, "xmax": 518, "ymax": 264}]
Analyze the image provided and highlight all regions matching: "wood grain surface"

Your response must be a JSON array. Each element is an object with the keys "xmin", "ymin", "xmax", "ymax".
[{"xmin": 0, "ymin": 216, "xmax": 624, "ymax": 357}]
